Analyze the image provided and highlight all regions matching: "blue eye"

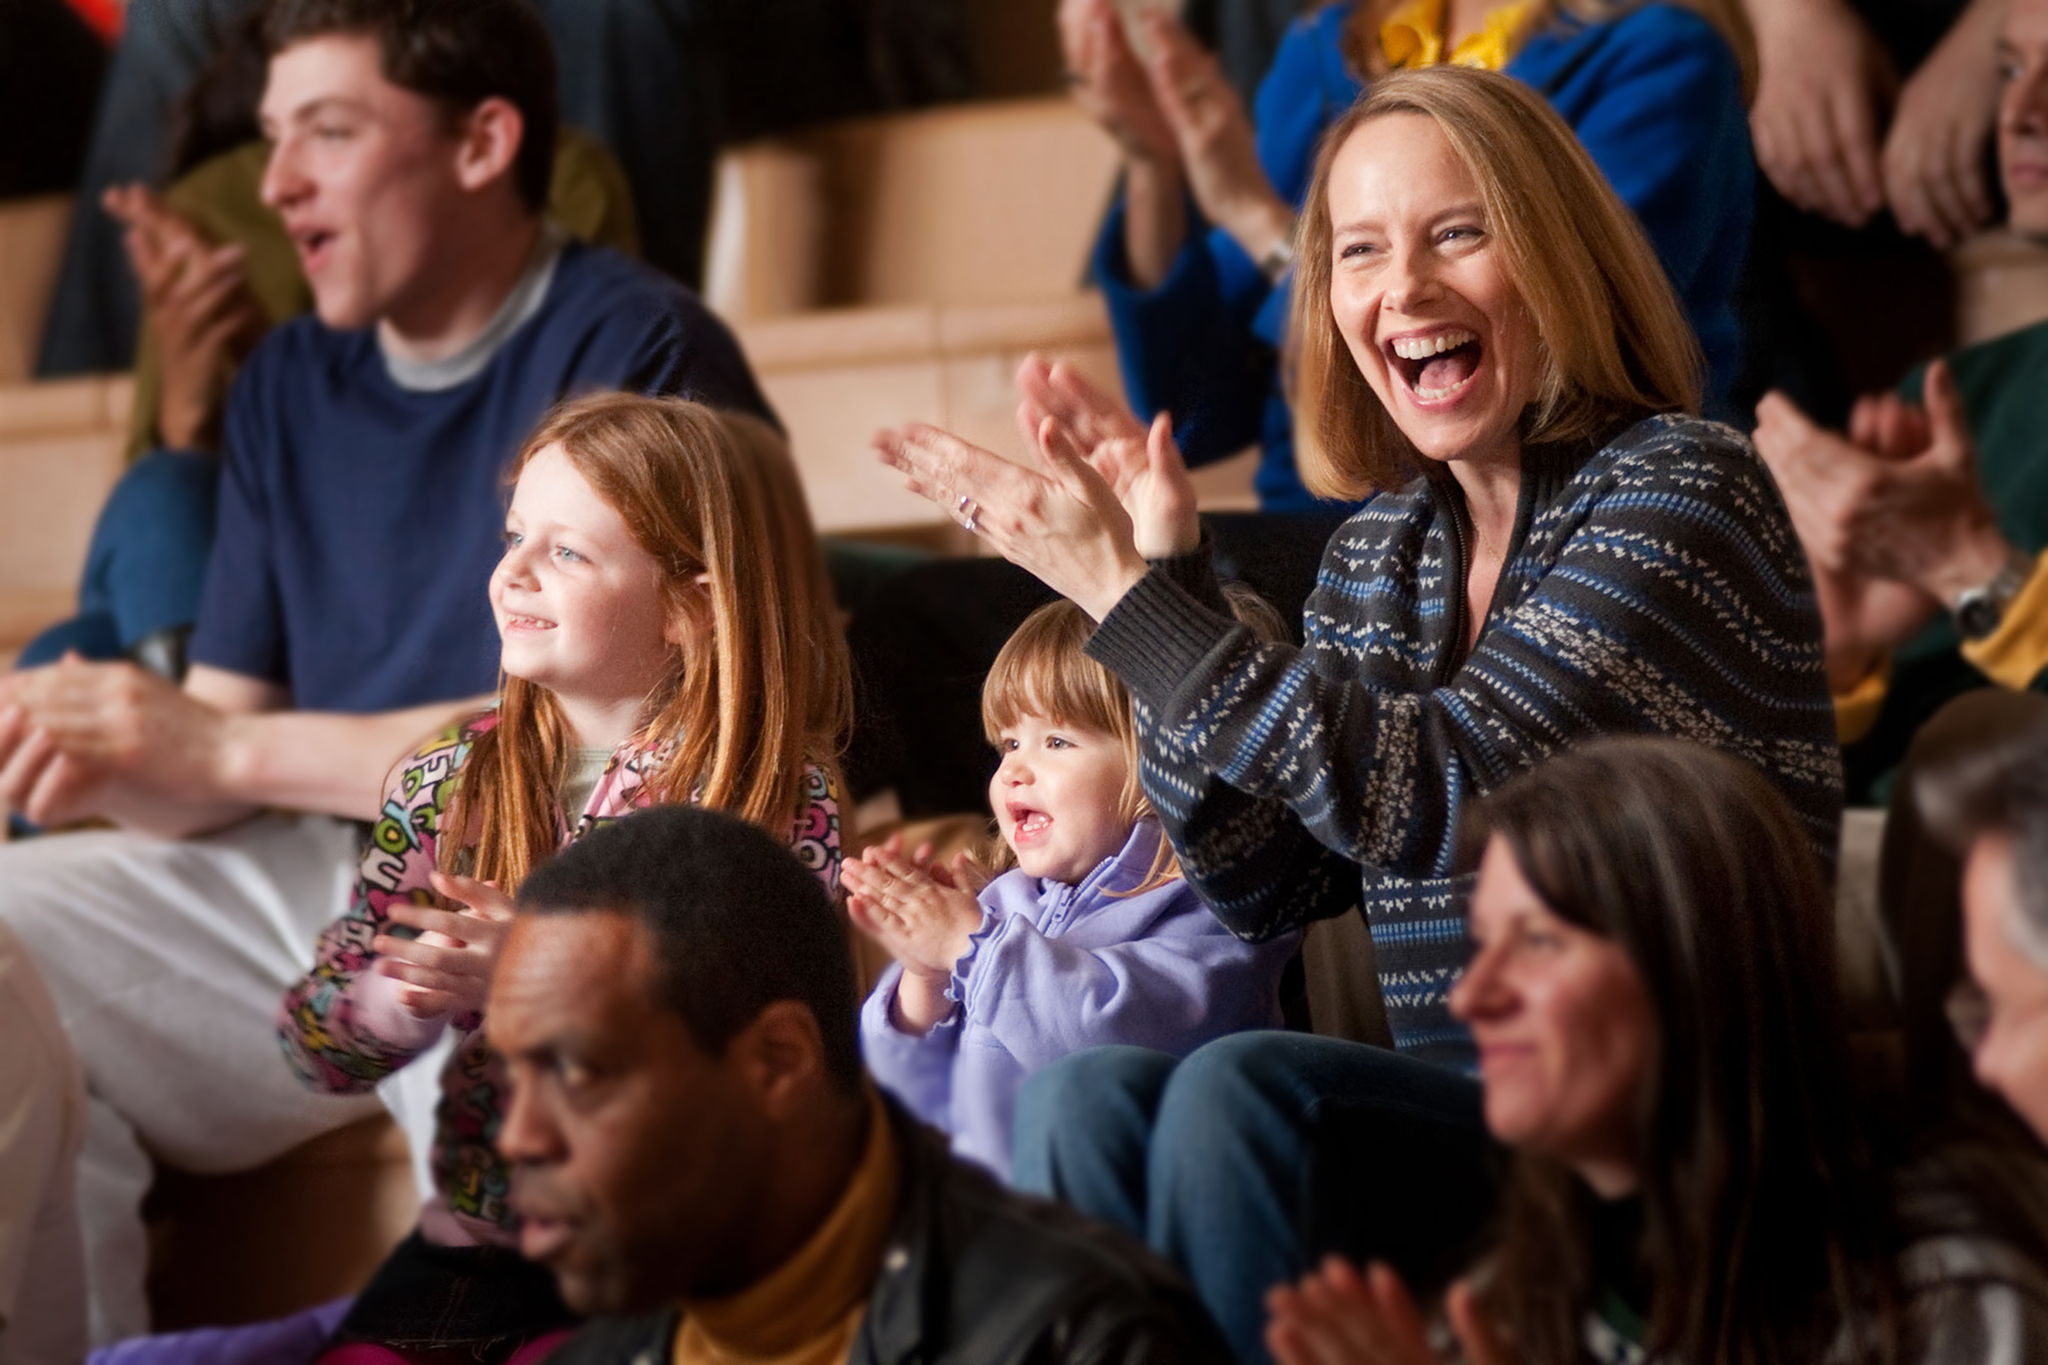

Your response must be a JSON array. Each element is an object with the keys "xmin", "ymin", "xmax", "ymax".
[
  {"xmin": 555, "ymin": 545, "xmax": 585, "ymax": 565},
  {"xmin": 503, "ymin": 530, "xmax": 523, "ymax": 548}
]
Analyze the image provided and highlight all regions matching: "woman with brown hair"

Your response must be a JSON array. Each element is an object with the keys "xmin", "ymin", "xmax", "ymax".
[
  {"xmin": 1054, "ymin": 0, "xmax": 1753, "ymax": 515},
  {"xmin": 874, "ymin": 65, "xmax": 1838, "ymax": 1363},
  {"xmin": 1268, "ymin": 737, "xmax": 2048, "ymax": 1365}
]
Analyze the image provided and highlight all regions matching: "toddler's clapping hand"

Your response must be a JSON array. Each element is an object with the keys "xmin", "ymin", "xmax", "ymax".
[
  {"xmin": 845, "ymin": 837, "xmax": 986, "ymax": 1035},
  {"xmin": 372, "ymin": 871, "xmax": 516, "ymax": 1020}
]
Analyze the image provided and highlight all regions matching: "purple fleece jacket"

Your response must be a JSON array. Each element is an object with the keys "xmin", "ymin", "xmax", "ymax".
[{"xmin": 860, "ymin": 817, "xmax": 1301, "ymax": 1178}]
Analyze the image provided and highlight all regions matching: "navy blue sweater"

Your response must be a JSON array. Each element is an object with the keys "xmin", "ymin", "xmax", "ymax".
[
  {"xmin": 1086, "ymin": 416, "xmax": 1843, "ymax": 1067},
  {"xmin": 1094, "ymin": 2, "xmax": 1754, "ymax": 511}
]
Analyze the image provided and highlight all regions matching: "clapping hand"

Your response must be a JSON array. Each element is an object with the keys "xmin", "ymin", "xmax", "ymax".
[
  {"xmin": 105, "ymin": 183, "xmax": 268, "ymax": 451},
  {"xmin": 1748, "ymin": 0, "xmax": 1894, "ymax": 227},
  {"xmin": 372, "ymin": 871, "xmax": 517, "ymax": 1021},
  {"xmin": 844, "ymin": 836, "xmax": 986, "ymax": 1035},
  {"xmin": 1881, "ymin": 0, "xmax": 2004, "ymax": 247},
  {"xmin": 1267, "ymin": 1258, "xmax": 1514, "ymax": 1365},
  {"xmin": 1017, "ymin": 355, "xmax": 1199, "ymax": 560}
]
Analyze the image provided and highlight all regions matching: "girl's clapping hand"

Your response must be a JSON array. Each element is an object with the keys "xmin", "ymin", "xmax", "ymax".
[
  {"xmin": 372, "ymin": 872, "xmax": 517, "ymax": 1020},
  {"xmin": 845, "ymin": 839, "xmax": 986, "ymax": 1035},
  {"xmin": 1266, "ymin": 1258, "xmax": 1513, "ymax": 1365}
]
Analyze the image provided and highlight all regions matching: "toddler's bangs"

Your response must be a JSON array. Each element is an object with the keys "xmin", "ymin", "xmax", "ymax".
[{"xmin": 980, "ymin": 601, "xmax": 1132, "ymax": 746}]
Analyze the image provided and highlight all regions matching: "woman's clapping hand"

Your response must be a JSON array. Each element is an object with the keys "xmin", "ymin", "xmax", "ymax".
[
  {"xmin": 1266, "ymin": 1258, "xmax": 1515, "ymax": 1365},
  {"xmin": 872, "ymin": 357, "xmax": 1199, "ymax": 620},
  {"xmin": 1017, "ymin": 356, "xmax": 1200, "ymax": 560}
]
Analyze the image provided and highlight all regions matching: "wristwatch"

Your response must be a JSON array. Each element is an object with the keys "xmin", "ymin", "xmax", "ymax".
[
  {"xmin": 1257, "ymin": 223, "xmax": 1298, "ymax": 284},
  {"xmin": 1955, "ymin": 545, "xmax": 2037, "ymax": 641}
]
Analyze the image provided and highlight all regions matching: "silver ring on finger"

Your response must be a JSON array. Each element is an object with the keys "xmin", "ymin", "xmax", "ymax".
[{"xmin": 960, "ymin": 498, "xmax": 980, "ymax": 533}]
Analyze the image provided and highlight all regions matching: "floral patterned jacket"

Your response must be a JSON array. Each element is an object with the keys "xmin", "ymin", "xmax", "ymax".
[{"xmin": 277, "ymin": 712, "xmax": 842, "ymax": 1245}]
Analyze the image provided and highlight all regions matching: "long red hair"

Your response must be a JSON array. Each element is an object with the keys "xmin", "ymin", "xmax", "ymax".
[{"xmin": 444, "ymin": 394, "xmax": 850, "ymax": 889}]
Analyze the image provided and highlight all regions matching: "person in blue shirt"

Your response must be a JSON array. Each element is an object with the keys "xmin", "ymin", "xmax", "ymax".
[
  {"xmin": 1064, "ymin": 0, "xmax": 1753, "ymax": 511},
  {"xmin": 0, "ymin": 0, "xmax": 770, "ymax": 1340}
]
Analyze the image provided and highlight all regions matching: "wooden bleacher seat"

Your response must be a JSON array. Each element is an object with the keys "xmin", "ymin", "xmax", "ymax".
[{"xmin": 702, "ymin": 96, "xmax": 1260, "ymax": 544}]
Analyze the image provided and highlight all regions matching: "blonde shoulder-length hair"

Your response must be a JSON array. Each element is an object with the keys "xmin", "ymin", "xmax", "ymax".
[
  {"xmin": 447, "ymin": 393, "xmax": 851, "ymax": 890},
  {"xmin": 1290, "ymin": 65, "xmax": 1704, "ymax": 501}
]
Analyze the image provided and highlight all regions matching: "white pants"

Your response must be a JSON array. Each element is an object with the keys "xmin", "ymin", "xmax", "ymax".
[{"xmin": 0, "ymin": 814, "xmax": 389, "ymax": 1339}]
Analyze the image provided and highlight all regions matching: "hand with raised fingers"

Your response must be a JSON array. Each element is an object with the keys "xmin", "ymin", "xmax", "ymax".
[
  {"xmin": 1882, "ymin": 0, "xmax": 2005, "ymax": 247},
  {"xmin": 371, "ymin": 872, "xmax": 517, "ymax": 1021},
  {"xmin": 1266, "ymin": 1258, "xmax": 1498, "ymax": 1365},
  {"xmin": 1058, "ymin": 0, "xmax": 1180, "ymax": 168},
  {"xmin": 106, "ymin": 183, "xmax": 268, "ymax": 450},
  {"xmin": 1017, "ymin": 355, "xmax": 1199, "ymax": 559},
  {"xmin": 1131, "ymin": 6, "xmax": 1294, "ymax": 262},
  {"xmin": 844, "ymin": 842, "xmax": 984, "ymax": 1034},
  {"xmin": 1747, "ymin": 0, "xmax": 1894, "ymax": 227},
  {"xmin": 873, "ymin": 420, "xmax": 1152, "ymax": 621}
]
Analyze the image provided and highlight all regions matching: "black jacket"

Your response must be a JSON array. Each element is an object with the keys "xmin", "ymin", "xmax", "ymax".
[{"xmin": 548, "ymin": 1096, "xmax": 1232, "ymax": 1365}]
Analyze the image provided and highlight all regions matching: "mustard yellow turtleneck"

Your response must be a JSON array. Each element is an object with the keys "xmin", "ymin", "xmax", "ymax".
[
  {"xmin": 1379, "ymin": 0, "xmax": 1531, "ymax": 70},
  {"xmin": 671, "ymin": 1090, "xmax": 899, "ymax": 1365}
]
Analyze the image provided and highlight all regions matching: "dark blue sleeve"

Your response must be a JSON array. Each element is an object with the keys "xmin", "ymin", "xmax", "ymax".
[
  {"xmin": 1525, "ymin": 6, "xmax": 1752, "ymax": 300},
  {"xmin": 1092, "ymin": 12, "xmax": 1347, "ymax": 468},
  {"xmin": 187, "ymin": 339, "xmax": 289, "ymax": 688}
]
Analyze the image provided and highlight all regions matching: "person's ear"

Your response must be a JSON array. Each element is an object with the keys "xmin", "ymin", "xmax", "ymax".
[
  {"xmin": 729, "ymin": 1001, "xmax": 832, "ymax": 1121},
  {"xmin": 661, "ymin": 573, "xmax": 714, "ymax": 648},
  {"xmin": 453, "ymin": 96, "xmax": 525, "ymax": 195}
]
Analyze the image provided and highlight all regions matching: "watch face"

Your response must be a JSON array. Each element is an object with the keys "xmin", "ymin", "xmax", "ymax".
[{"xmin": 1959, "ymin": 595, "xmax": 2001, "ymax": 641}]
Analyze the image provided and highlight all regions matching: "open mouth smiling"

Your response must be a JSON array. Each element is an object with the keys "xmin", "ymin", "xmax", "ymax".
[
  {"xmin": 1385, "ymin": 327, "xmax": 1483, "ymax": 403},
  {"xmin": 1007, "ymin": 803, "xmax": 1050, "ymax": 839}
]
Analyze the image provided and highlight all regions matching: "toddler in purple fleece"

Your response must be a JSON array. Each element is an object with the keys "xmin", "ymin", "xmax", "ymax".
[{"xmin": 846, "ymin": 598, "xmax": 1300, "ymax": 1178}]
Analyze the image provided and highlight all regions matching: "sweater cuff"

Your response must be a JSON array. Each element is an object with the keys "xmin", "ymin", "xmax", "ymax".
[
  {"xmin": 351, "ymin": 970, "xmax": 450, "ymax": 1053},
  {"xmin": 951, "ymin": 902, "xmax": 1007, "ymax": 1015},
  {"xmin": 1086, "ymin": 564, "xmax": 1246, "ymax": 714}
]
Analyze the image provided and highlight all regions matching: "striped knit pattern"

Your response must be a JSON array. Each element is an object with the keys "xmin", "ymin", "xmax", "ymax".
[{"xmin": 1086, "ymin": 414, "xmax": 1844, "ymax": 1068}]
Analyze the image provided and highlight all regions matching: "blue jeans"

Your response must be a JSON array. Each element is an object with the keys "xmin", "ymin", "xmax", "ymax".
[
  {"xmin": 20, "ymin": 449, "xmax": 218, "ymax": 668},
  {"xmin": 1011, "ymin": 1033, "xmax": 1497, "ymax": 1365}
]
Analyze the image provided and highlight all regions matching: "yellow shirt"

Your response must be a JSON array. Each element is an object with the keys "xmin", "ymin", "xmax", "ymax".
[
  {"xmin": 1380, "ymin": 0, "xmax": 1533, "ymax": 70},
  {"xmin": 671, "ymin": 1091, "xmax": 900, "ymax": 1365}
]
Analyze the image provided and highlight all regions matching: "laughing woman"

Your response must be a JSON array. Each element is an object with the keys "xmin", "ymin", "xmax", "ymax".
[{"xmin": 872, "ymin": 66, "xmax": 1840, "ymax": 1364}]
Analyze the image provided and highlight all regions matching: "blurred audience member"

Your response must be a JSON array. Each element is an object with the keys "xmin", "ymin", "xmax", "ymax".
[
  {"xmin": 0, "ymin": 0, "xmax": 107, "ymax": 201},
  {"xmin": 33, "ymin": 0, "xmax": 971, "ymax": 378},
  {"xmin": 1264, "ymin": 738, "xmax": 2048, "ymax": 1365},
  {"xmin": 1926, "ymin": 696, "xmax": 2048, "ymax": 1141},
  {"xmin": 0, "ymin": 0, "xmax": 770, "ymax": 1339},
  {"xmin": 0, "ymin": 921, "xmax": 86, "ymax": 1365},
  {"xmin": 13, "ymin": 5, "xmax": 637, "ymax": 681},
  {"xmin": 880, "ymin": 67, "xmax": 1840, "ymax": 1362},
  {"xmin": 1753, "ymin": 0, "xmax": 2048, "ymax": 799},
  {"xmin": 492, "ymin": 805, "xmax": 1236, "ymax": 1365},
  {"xmin": 1062, "ymin": 0, "xmax": 1753, "ymax": 513},
  {"xmin": 1885, "ymin": 691, "xmax": 2048, "ymax": 1123}
]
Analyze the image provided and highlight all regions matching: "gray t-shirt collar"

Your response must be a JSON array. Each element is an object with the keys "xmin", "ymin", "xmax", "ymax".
[{"xmin": 379, "ymin": 221, "xmax": 568, "ymax": 393}]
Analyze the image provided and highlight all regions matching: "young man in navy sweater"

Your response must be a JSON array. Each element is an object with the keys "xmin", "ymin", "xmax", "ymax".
[{"xmin": 0, "ymin": 0, "xmax": 770, "ymax": 1338}]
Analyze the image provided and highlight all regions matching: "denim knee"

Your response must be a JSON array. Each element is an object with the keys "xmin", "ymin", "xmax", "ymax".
[{"xmin": 1010, "ymin": 1046, "xmax": 1175, "ymax": 1236}]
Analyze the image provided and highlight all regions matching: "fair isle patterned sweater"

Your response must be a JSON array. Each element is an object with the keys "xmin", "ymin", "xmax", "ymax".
[
  {"xmin": 277, "ymin": 712, "xmax": 841, "ymax": 1245},
  {"xmin": 1085, "ymin": 414, "xmax": 1843, "ymax": 1067}
]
